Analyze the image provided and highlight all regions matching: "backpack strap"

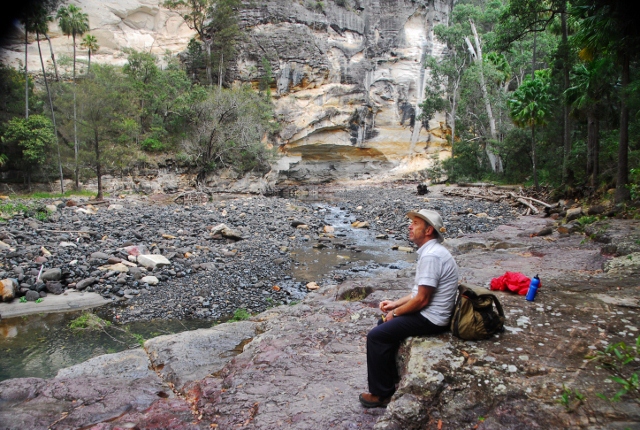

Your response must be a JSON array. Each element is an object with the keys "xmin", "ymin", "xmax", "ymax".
[{"xmin": 459, "ymin": 283, "xmax": 505, "ymax": 317}]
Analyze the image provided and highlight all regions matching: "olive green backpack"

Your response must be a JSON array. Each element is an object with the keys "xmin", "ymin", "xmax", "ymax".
[{"xmin": 450, "ymin": 284, "xmax": 505, "ymax": 340}]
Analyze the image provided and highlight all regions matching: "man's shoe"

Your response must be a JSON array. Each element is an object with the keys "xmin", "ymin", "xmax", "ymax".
[{"xmin": 359, "ymin": 392, "xmax": 391, "ymax": 408}]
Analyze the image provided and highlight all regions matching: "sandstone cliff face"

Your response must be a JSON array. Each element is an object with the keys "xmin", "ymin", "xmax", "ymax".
[
  {"xmin": 0, "ymin": 0, "xmax": 195, "ymax": 70},
  {"xmin": 1, "ymin": 0, "xmax": 453, "ymax": 183},
  {"xmin": 232, "ymin": 0, "xmax": 454, "ymax": 182}
]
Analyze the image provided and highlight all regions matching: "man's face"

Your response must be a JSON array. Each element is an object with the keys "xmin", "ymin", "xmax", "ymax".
[{"xmin": 408, "ymin": 217, "xmax": 431, "ymax": 245}]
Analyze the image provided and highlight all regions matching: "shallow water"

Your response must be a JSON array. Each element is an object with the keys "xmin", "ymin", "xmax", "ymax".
[
  {"xmin": 290, "ymin": 204, "xmax": 415, "ymax": 283},
  {"xmin": 0, "ymin": 311, "xmax": 212, "ymax": 381}
]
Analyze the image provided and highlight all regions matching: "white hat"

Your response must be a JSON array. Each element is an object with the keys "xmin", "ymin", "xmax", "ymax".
[{"xmin": 407, "ymin": 209, "xmax": 446, "ymax": 242}]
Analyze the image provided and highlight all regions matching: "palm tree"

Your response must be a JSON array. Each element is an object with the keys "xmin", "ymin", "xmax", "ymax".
[
  {"xmin": 56, "ymin": 5, "xmax": 89, "ymax": 80},
  {"xmin": 81, "ymin": 34, "xmax": 99, "ymax": 73},
  {"xmin": 57, "ymin": 4, "xmax": 89, "ymax": 189},
  {"xmin": 509, "ymin": 70, "xmax": 553, "ymax": 190}
]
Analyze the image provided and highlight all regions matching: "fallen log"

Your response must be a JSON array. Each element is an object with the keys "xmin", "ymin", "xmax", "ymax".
[
  {"xmin": 518, "ymin": 195, "xmax": 551, "ymax": 208},
  {"xmin": 516, "ymin": 197, "xmax": 539, "ymax": 214}
]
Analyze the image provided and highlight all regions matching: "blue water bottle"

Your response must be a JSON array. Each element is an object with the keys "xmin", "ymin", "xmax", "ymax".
[{"xmin": 526, "ymin": 275, "xmax": 540, "ymax": 301}]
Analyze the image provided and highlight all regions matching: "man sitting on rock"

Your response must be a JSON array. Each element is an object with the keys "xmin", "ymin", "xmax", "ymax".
[{"xmin": 359, "ymin": 209, "xmax": 459, "ymax": 408}]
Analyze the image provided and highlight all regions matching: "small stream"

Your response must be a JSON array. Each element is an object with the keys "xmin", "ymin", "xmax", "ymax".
[
  {"xmin": 290, "ymin": 204, "xmax": 415, "ymax": 283},
  {"xmin": 0, "ymin": 201, "xmax": 416, "ymax": 381}
]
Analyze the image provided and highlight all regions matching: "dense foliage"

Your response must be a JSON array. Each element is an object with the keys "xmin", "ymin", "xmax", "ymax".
[
  {"xmin": 0, "ymin": 1, "xmax": 274, "ymax": 197},
  {"xmin": 420, "ymin": 0, "xmax": 640, "ymax": 202}
]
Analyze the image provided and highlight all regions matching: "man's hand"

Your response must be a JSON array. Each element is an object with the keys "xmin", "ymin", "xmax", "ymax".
[
  {"xmin": 379, "ymin": 300, "xmax": 395, "ymax": 312},
  {"xmin": 385, "ymin": 311, "xmax": 394, "ymax": 322}
]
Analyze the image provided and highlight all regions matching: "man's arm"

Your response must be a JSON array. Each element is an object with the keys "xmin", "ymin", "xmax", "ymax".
[
  {"xmin": 384, "ymin": 285, "xmax": 435, "ymax": 321},
  {"xmin": 379, "ymin": 294, "xmax": 412, "ymax": 312}
]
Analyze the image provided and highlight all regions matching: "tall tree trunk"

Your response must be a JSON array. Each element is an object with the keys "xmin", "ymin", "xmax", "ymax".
[
  {"xmin": 72, "ymin": 34, "xmax": 76, "ymax": 80},
  {"xmin": 531, "ymin": 31, "xmax": 537, "ymax": 79},
  {"xmin": 44, "ymin": 33, "xmax": 59, "ymax": 81},
  {"xmin": 72, "ymin": 33, "xmax": 79, "ymax": 189},
  {"xmin": 87, "ymin": 49, "xmax": 91, "ymax": 72},
  {"xmin": 593, "ymin": 116, "xmax": 599, "ymax": 188},
  {"xmin": 615, "ymin": 52, "xmax": 630, "ymax": 203},
  {"xmin": 560, "ymin": 8, "xmax": 572, "ymax": 185},
  {"xmin": 205, "ymin": 40, "xmax": 213, "ymax": 86},
  {"xmin": 24, "ymin": 21, "xmax": 29, "ymax": 119},
  {"xmin": 586, "ymin": 110, "xmax": 596, "ymax": 184},
  {"xmin": 531, "ymin": 124, "xmax": 538, "ymax": 190},
  {"xmin": 37, "ymin": 31, "xmax": 64, "ymax": 194},
  {"xmin": 95, "ymin": 130, "xmax": 103, "ymax": 200},
  {"xmin": 469, "ymin": 20, "xmax": 502, "ymax": 172}
]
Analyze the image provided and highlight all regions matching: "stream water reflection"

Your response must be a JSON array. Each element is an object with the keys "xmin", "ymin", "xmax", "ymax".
[
  {"xmin": 290, "ymin": 204, "xmax": 416, "ymax": 283},
  {"xmin": 0, "ymin": 312, "xmax": 212, "ymax": 381}
]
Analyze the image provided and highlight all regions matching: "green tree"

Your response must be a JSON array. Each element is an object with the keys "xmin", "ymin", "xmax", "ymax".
[
  {"xmin": 509, "ymin": 69, "xmax": 554, "ymax": 189},
  {"xmin": 123, "ymin": 50, "xmax": 160, "ymax": 133},
  {"xmin": 209, "ymin": 0, "xmax": 241, "ymax": 88},
  {"xmin": 496, "ymin": 0, "xmax": 574, "ymax": 185},
  {"xmin": 164, "ymin": 0, "xmax": 240, "ymax": 87},
  {"xmin": 76, "ymin": 65, "xmax": 135, "ymax": 199},
  {"xmin": 2, "ymin": 115, "xmax": 55, "ymax": 188},
  {"xmin": 572, "ymin": 0, "xmax": 640, "ymax": 202},
  {"xmin": 185, "ymin": 38, "xmax": 205, "ymax": 82},
  {"xmin": 56, "ymin": 5, "xmax": 89, "ymax": 80},
  {"xmin": 57, "ymin": 4, "xmax": 89, "ymax": 189},
  {"xmin": 81, "ymin": 34, "xmax": 99, "ymax": 73},
  {"xmin": 185, "ymin": 85, "xmax": 276, "ymax": 181},
  {"xmin": 164, "ymin": 0, "xmax": 214, "ymax": 84},
  {"xmin": 419, "ymin": 17, "xmax": 468, "ymax": 165},
  {"xmin": 565, "ymin": 57, "xmax": 616, "ymax": 187}
]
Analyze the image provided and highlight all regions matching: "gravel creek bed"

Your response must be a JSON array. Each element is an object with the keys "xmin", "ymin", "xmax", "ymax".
[{"xmin": 0, "ymin": 184, "xmax": 517, "ymax": 323}]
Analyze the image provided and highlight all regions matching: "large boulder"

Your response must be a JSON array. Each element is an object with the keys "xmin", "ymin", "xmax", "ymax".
[{"xmin": 145, "ymin": 320, "xmax": 257, "ymax": 391}]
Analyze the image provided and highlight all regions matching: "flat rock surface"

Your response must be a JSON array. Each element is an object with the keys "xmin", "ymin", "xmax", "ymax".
[{"xmin": 0, "ymin": 290, "xmax": 107, "ymax": 318}]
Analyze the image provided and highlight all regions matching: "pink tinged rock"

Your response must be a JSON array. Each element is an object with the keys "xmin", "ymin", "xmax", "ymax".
[
  {"xmin": 0, "ymin": 278, "xmax": 18, "ymax": 302},
  {"xmin": 137, "ymin": 255, "xmax": 171, "ymax": 270},
  {"xmin": 306, "ymin": 282, "xmax": 320, "ymax": 290},
  {"xmin": 124, "ymin": 244, "xmax": 148, "ymax": 256}
]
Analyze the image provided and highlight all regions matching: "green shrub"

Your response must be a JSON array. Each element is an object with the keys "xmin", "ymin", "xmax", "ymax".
[
  {"xmin": 576, "ymin": 215, "xmax": 598, "ymax": 226},
  {"xmin": 590, "ymin": 336, "xmax": 640, "ymax": 402},
  {"xmin": 230, "ymin": 308, "xmax": 251, "ymax": 321},
  {"xmin": 141, "ymin": 138, "xmax": 166, "ymax": 152},
  {"xmin": 69, "ymin": 312, "xmax": 111, "ymax": 330}
]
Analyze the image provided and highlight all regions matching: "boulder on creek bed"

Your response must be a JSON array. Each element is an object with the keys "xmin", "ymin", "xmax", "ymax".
[{"xmin": 0, "ymin": 279, "xmax": 18, "ymax": 302}]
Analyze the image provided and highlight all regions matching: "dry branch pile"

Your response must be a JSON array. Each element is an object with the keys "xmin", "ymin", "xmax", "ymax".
[{"xmin": 442, "ymin": 185, "xmax": 553, "ymax": 216}]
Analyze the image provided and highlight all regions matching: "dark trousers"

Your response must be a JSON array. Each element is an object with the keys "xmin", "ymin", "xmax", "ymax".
[{"xmin": 367, "ymin": 313, "xmax": 448, "ymax": 398}]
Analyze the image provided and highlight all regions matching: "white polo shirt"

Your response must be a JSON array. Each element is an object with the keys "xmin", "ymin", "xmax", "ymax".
[{"xmin": 412, "ymin": 239, "xmax": 459, "ymax": 326}]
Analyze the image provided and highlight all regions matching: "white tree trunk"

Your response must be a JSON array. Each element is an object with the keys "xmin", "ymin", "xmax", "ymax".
[
  {"xmin": 469, "ymin": 20, "xmax": 502, "ymax": 173},
  {"xmin": 37, "ymin": 32, "xmax": 64, "ymax": 194}
]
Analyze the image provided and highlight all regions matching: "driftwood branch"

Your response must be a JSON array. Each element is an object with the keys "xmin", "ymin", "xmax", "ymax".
[{"xmin": 442, "ymin": 186, "xmax": 551, "ymax": 215}]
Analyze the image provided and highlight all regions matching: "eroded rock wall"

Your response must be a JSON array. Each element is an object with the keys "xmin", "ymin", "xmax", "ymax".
[
  {"xmin": 232, "ymin": 0, "xmax": 454, "ymax": 181},
  {"xmin": 0, "ymin": 0, "xmax": 195, "ymax": 70}
]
